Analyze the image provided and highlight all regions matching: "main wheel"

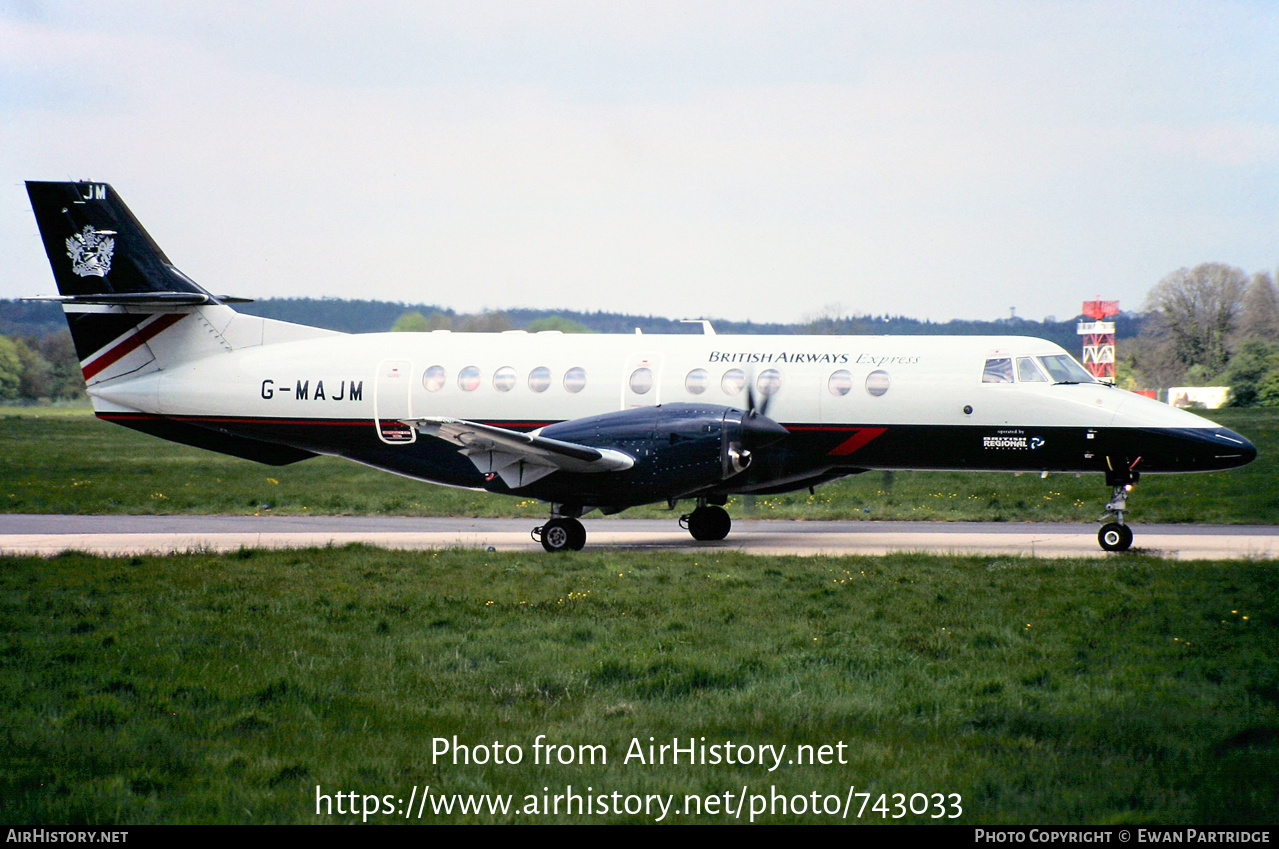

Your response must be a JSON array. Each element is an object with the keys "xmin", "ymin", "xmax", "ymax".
[
  {"xmin": 565, "ymin": 518, "xmax": 587, "ymax": 551},
  {"xmin": 540, "ymin": 517, "xmax": 586, "ymax": 552},
  {"xmin": 1098, "ymin": 522, "xmax": 1133, "ymax": 552},
  {"xmin": 686, "ymin": 505, "xmax": 732, "ymax": 541}
]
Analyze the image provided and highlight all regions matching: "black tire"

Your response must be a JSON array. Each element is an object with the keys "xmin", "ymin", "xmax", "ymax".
[
  {"xmin": 687, "ymin": 505, "xmax": 732, "ymax": 541},
  {"xmin": 565, "ymin": 518, "xmax": 587, "ymax": 551},
  {"xmin": 539, "ymin": 517, "xmax": 585, "ymax": 552},
  {"xmin": 540, "ymin": 518, "xmax": 575, "ymax": 553},
  {"xmin": 1098, "ymin": 522, "xmax": 1133, "ymax": 552}
]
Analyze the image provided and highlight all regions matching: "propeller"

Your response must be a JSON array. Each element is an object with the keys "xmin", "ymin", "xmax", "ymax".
[
  {"xmin": 739, "ymin": 368, "xmax": 789, "ymax": 450},
  {"xmin": 744, "ymin": 367, "xmax": 790, "ymax": 425},
  {"xmin": 720, "ymin": 371, "xmax": 788, "ymax": 477},
  {"xmin": 744, "ymin": 369, "xmax": 776, "ymax": 420}
]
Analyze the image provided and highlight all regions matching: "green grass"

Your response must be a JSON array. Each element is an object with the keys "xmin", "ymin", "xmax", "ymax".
[
  {"xmin": 0, "ymin": 406, "xmax": 1272, "ymax": 523},
  {"xmin": 2, "ymin": 546, "xmax": 1276, "ymax": 824}
]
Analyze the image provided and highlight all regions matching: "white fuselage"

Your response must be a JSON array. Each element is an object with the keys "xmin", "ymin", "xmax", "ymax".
[{"xmin": 88, "ymin": 314, "xmax": 1215, "ymax": 439}]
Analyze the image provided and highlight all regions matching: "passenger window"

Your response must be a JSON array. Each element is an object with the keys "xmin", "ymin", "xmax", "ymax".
[
  {"xmin": 865, "ymin": 369, "xmax": 890, "ymax": 397},
  {"xmin": 629, "ymin": 367, "xmax": 654, "ymax": 395},
  {"xmin": 493, "ymin": 366, "xmax": 516, "ymax": 392},
  {"xmin": 1017, "ymin": 357, "xmax": 1048, "ymax": 382},
  {"xmin": 757, "ymin": 369, "xmax": 782, "ymax": 397},
  {"xmin": 458, "ymin": 366, "xmax": 481, "ymax": 392},
  {"xmin": 982, "ymin": 358, "xmax": 1014, "ymax": 383},
  {"xmin": 528, "ymin": 367, "xmax": 551, "ymax": 393},
  {"xmin": 828, "ymin": 370, "xmax": 852, "ymax": 396},
  {"xmin": 685, "ymin": 368, "xmax": 709, "ymax": 394},
  {"xmin": 721, "ymin": 369, "xmax": 746, "ymax": 396},
  {"xmin": 423, "ymin": 365, "xmax": 446, "ymax": 392},
  {"xmin": 564, "ymin": 366, "xmax": 586, "ymax": 393}
]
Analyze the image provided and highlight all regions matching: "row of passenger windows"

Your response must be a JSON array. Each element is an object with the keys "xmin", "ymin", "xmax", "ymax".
[
  {"xmin": 421, "ymin": 365, "xmax": 894, "ymax": 397},
  {"xmin": 657, "ymin": 367, "xmax": 891, "ymax": 397},
  {"xmin": 423, "ymin": 364, "xmax": 586, "ymax": 393}
]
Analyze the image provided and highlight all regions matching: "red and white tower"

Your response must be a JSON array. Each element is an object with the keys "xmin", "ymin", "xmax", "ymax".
[{"xmin": 1078, "ymin": 299, "xmax": 1119, "ymax": 383}]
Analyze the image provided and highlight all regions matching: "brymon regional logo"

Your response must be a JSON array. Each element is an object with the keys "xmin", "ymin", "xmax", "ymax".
[
  {"xmin": 982, "ymin": 432, "xmax": 1046, "ymax": 450},
  {"xmin": 65, "ymin": 225, "xmax": 115, "ymax": 278}
]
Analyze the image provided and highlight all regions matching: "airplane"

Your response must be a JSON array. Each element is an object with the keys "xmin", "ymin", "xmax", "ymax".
[{"xmin": 24, "ymin": 180, "xmax": 1257, "ymax": 553}]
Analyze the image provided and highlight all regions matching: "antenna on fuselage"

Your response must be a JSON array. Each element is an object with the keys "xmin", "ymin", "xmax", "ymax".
[{"xmin": 680, "ymin": 319, "xmax": 716, "ymax": 335}]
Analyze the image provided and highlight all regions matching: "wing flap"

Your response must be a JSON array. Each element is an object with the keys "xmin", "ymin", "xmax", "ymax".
[{"xmin": 409, "ymin": 417, "xmax": 633, "ymax": 489}]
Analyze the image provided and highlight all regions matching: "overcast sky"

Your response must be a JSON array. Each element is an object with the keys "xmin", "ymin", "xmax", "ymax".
[{"xmin": 3, "ymin": 1, "xmax": 1277, "ymax": 324}]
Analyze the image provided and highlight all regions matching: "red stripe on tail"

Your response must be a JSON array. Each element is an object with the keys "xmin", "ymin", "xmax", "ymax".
[{"xmin": 81, "ymin": 313, "xmax": 186, "ymax": 380}]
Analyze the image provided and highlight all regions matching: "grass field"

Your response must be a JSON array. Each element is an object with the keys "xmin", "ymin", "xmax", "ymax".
[
  {"xmin": 1, "ymin": 546, "xmax": 1276, "ymax": 824},
  {"xmin": 2, "ymin": 406, "xmax": 1274, "ymax": 824},
  {"xmin": 0, "ymin": 406, "xmax": 1273, "ymax": 523}
]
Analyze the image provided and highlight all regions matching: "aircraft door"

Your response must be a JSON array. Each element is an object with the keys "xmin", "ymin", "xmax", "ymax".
[
  {"xmin": 622, "ymin": 352, "xmax": 664, "ymax": 409},
  {"xmin": 374, "ymin": 359, "xmax": 416, "ymax": 444}
]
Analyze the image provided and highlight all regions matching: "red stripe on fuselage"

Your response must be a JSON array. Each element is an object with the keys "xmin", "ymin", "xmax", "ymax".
[
  {"xmin": 81, "ymin": 313, "xmax": 186, "ymax": 380},
  {"xmin": 825, "ymin": 427, "xmax": 887, "ymax": 456},
  {"xmin": 97, "ymin": 414, "xmax": 373, "ymax": 427}
]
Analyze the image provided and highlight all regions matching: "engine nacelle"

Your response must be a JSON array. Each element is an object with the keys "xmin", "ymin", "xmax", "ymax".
[{"xmin": 535, "ymin": 402, "xmax": 787, "ymax": 506}]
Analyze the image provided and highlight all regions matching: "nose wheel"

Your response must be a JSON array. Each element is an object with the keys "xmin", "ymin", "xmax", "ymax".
[
  {"xmin": 1098, "ymin": 521, "xmax": 1133, "ymax": 552},
  {"xmin": 1098, "ymin": 464, "xmax": 1139, "ymax": 552},
  {"xmin": 532, "ymin": 516, "xmax": 586, "ymax": 552}
]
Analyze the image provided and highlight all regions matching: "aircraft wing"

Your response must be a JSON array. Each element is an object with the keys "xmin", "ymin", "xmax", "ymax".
[{"xmin": 408, "ymin": 417, "xmax": 634, "ymax": 489}]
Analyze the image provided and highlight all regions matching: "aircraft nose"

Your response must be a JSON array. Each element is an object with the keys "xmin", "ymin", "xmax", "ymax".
[
  {"xmin": 1201, "ymin": 427, "xmax": 1256, "ymax": 470},
  {"xmin": 1220, "ymin": 428, "xmax": 1258, "ymax": 467},
  {"xmin": 1116, "ymin": 425, "xmax": 1257, "ymax": 474}
]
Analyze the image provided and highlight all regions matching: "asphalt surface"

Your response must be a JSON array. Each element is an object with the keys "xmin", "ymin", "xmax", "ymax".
[{"xmin": 0, "ymin": 515, "xmax": 1274, "ymax": 559}]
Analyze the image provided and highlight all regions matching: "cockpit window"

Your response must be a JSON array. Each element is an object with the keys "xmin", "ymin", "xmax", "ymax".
[
  {"xmin": 1017, "ymin": 357, "xmax": 1048, "ymax": 382},
  {"xmin": 1037, "ymin": 354, "xmax": 1095, "ymax": 383},
  {"xmin": 982, "ymin": 358, "xmax": 1014, "ymax": 383}
]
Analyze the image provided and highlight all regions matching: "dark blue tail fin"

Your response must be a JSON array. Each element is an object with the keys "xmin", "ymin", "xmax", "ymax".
[
  {"xmin": 26, "ymin": 181, "xmax": 214, "ymax": 301},
  {"xmin": 26, "ymin": 181, "xmax": 236, "ymax": 380},
  {"xmin": 26, "ymin": 181, "xmax": 318, "ymax": 466}
]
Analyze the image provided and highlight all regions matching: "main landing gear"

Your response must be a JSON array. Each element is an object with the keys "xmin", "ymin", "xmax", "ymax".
[
  {"xmin": 531, "ymin": 499, "xmax": 736, "ymax": 552},
  {"xmin": 680, "ymin": 501, "xmax": 732, "ymax": 541},
  {"xmin": 531, "ymin": 505, "xmax": 586, "ymax": 553},
  {"xmin": 1098, "ymin": 464, "xmax": 1140, "ymax": 552}
]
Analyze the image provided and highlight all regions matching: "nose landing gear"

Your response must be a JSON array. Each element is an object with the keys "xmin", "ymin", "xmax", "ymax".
[
  {"xmin": 1098, "ymin": 514, "xmax": 1133, "ymax": 552},
  {"xmin": 1098, "ymin": 463, "xmax": 1139, "ymax": 552}
]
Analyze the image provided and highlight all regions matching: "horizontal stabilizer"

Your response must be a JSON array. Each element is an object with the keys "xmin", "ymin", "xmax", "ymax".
[
  {"xmin": 411, "ymin": 416, "xmax": 633, "ymax": 489},
  {"xmin": 23, "ymin": 292, "xmax": 253, "ymax": 307}
]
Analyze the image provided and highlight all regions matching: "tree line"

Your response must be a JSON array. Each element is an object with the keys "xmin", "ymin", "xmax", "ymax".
[
  {"xmin": 1, "ymin": 262, "xmax": 1275, "ymax": 406},
  {"xmin": 1123, "ymin": 263, "xmax": 1279, "ymax": 406},
  {"xmin": 0, "ymin": 331, "xmax": 84, "ymax": 403}
]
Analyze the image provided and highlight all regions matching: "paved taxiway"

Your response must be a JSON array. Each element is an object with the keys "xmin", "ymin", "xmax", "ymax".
[{"xmin": 0, "ymin": 515, "xmax": 1274, "ymax": 559}]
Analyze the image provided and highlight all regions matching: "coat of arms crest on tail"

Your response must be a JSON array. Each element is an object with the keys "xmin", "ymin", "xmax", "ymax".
[{"xmin": 65, "ymin": 225, "xmax": 115, "ymax": 277}]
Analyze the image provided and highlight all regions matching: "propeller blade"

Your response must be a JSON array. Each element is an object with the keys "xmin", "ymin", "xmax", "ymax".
[{"xmin": 749, "ymin": 369, "xmax": 776, "ymax": 418}]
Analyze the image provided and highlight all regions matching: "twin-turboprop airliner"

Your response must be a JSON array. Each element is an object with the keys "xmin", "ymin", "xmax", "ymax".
[{"xmin": 25, "ymin": 181, "xmax": 1256, "ymax": 552}]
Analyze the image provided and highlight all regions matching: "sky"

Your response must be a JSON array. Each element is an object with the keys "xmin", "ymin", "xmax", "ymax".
[{"xmin": 2, "ymin": 0, "xmax": 1278, "ymax": 324}]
